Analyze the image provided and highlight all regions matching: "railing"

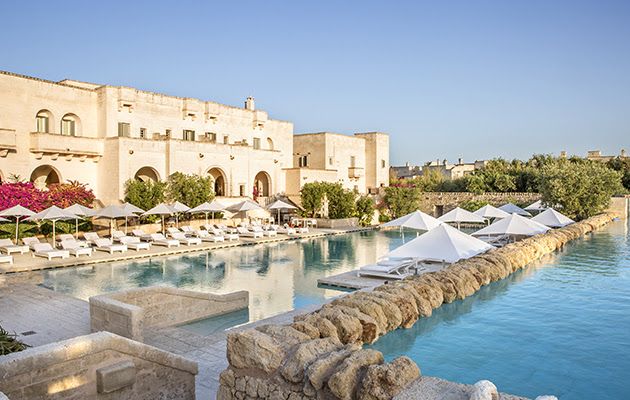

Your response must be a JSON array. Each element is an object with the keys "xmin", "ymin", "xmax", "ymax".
[
  {"xmin": 0, "ymin": 129, "xmax": 17, "ymax": 151},
  {"xmin": 29, "ymin": 132, "xmax": 104, "ymax": 156},
  {"xmin": 348, "ymin": 166, "xmax": 364, "ymax": 178}
]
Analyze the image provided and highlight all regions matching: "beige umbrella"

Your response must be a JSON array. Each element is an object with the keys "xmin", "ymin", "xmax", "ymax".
[
  {"xmin": 94, "ymin": 205, "xmax": 137, "ymax": 236},
  {"xmin": 266, "ymin": 199, "xmax": 297, "ymax": 224},
  {"xmin": 64, "ymin": 204, "xmax": 94, "ymax": 238},
  {"xmin": 27, "ymin": 205, "xmax": 79, "ymax": 243},
  {"xmin": 0, "ymin": 204, "xmax": 36, "ymax": 241},
  {"xmin": 142, "ymin": 203, "xmax": 176, "ymax": 234}
]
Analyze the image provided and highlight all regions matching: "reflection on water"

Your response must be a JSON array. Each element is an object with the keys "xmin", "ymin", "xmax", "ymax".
[
  {"xmin": 41, "ymin": 229, "xmax": 408, "ymax": 323},
  {"xmin": 369, "ymin": 219, "xmax": 630, "ymax": 400}
]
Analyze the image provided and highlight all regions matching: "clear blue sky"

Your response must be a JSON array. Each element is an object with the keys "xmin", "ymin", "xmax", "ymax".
[{"xmin": 2, "ymin": 0, "xmax": 629, "ymax": 165}]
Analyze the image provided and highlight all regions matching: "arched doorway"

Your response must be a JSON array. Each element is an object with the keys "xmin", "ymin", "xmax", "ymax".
[
  {"xmin": 134, "ymin": 167, "xmax": 160, "ymax": 182},
  {"xmin": 254, "ymin": 171, "xmax": 271, "ymax": 197},
  {"xmin": 207, "ymin": 167, "xmax": 227, "ymax": 196},
  {"xmin": 30, "ymin": 165, "xmax": 61, "ymax": 189}
]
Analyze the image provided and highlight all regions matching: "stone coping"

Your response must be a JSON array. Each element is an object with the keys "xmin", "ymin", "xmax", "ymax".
[{"xmin": 0, "ymin": 331, "xmax": 198, "ymax": 378}]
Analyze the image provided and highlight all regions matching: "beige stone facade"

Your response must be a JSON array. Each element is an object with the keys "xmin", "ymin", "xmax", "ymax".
[
  {"xmin": 0, "ymin": 71, "xmax": 389, "ymax": 205},
  {"xmin": 289, "ymin": 132, "xmax": 389, "ymax": 196}
]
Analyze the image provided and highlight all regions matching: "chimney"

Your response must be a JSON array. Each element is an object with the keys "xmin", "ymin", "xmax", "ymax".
[
  {"xmin": 621, "ymin": 149, "xmax": 627, "ymax": 157},
  {"xmin": 458, "ymin": 157, "xmax": 463, "ymax": 165},
  {"xmin": 245, "ymin": 97, "xmax": 255, "ymax": 111},
  {"xmin": 405, "ymin": 161, "xmax": 409, "ymax": 167},
  {"xmin": 560, "ymin": 151, "xmax": 567, "ymax": 158},
  {"xmin": 442, "ymin": 159, "xmax": 447, "ymax": 166}
]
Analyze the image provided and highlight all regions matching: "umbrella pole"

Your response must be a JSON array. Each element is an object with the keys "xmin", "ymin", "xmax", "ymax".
[
  {"xmin": 52, "ymin": 220, "xmax": 56, "ymax": 245},
  {"xmin": 205, "ymin": 212, "xmax": 208, "ymax": 226},
  {"xmin": 75, "ymin": 218, "xmax": 79, "ymax": 239},
  {"xmin": 15, "ymin": 217, "xmax": 19, "ymax": 242},
  {"xmin": 161, "ymin": 215, "xmax": 165, "ymax": 235},
  {"xmin": 125, "ymin": 216, "xmax": 128, "ymax": 234}
]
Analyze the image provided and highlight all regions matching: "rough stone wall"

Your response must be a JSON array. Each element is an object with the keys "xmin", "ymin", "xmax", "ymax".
[
  {"xmin": 90, "ymin": 286, "xmax": 249, "ymax": 341},
  {"xmin": 419, "ymin": 192, "xmax": 541, "ymax": 216},
  {"xmin": 217, "ymin": 213, "xmax": 615, "ymax": 400},
  {"xmin": 0, "ymin": 332, "xmax": 197, "ymax": 400}
]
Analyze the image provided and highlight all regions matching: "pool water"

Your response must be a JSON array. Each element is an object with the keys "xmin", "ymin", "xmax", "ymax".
[
  {"xmin": 41, "ymin": 230, "xmax": 408, "ymax": 324},
  {"xmin": 368, "ymin": 219, "xmax": 630, "ymax": 400}
]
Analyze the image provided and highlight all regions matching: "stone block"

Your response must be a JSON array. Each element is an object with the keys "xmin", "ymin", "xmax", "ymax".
[{"xmin": 96, "ymin": 359, "xmax": 137, "ymax": 394}]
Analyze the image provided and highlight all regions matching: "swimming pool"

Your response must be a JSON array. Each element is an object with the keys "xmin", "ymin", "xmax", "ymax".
[
  {"xmin": 41, "ymin": 230, "xmax": 406, "ymax": 323},
  {"xmin": 368, "ymin": 219, "xmax": 630, "ymax": 399}
]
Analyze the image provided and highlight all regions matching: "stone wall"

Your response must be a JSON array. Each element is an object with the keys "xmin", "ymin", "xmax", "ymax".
[
  {"xmin": 419, "ymin": 192, "xmax": 541, "ymax": 216},
  {"xmin": 217, "ymin": 213, "xmax": 616, "ymax": 400},
  {"xmin": 0, "ymin": 331, "xmax": 197, "ymax": 400},
  {"xmin": 90, "ymin": 286, "xmax": 249, "ymax": 341},
  {"xmin": 606, "ymin": 196, "xmax": 629, "ymax": 219},
  {"xmin": 315, "ymin": 217, "xmax": 360, "ymax": 229}
]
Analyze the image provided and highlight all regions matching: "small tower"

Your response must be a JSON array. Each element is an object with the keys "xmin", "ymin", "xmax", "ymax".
[{"xmin": 244, "ymin": 97, "xmax": 255, "ymax": 111}]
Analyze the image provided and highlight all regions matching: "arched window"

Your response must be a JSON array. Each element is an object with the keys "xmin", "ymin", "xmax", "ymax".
[
  {"xmin": 254, "ymin": 171, "xmax": 271, "ymax": 197},
  {"xmin": 35, "ymin": 110, "xmax": 54, "ymax": 133},
  {"xmin": 266, "ymin": 137, "xmax": 274, "ymax": 150},
  {"xmin": 134, "ymin": 167, "xmax": 160, "ymax": 182},
  {"xmin": 60, "ymin": 113, "xmax": 81, "ymax": 136},
  {"xmin": 207, "ymin": 167, "xmax": 227, "ymax": 196},
  {"xmin": 30, "ymin": 165, "xmax": 61, "ymax": 189}
]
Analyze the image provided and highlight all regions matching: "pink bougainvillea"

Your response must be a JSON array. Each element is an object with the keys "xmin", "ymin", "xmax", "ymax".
[{"xmin": 0, "ymin": 181, "xmax": 95, "ymax": 211}]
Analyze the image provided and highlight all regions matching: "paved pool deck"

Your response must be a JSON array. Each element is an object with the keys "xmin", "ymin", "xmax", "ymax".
[
  {"xmin": 0, "ymin": 227, "xmax": 368, "ymax": 274},
  {"xmin": 318, "ymin": 263, "xmax": 446, "ymax": 290}
]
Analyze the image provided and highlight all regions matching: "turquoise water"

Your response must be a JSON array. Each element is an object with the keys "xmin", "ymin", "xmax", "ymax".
[
  {"xmin": 41, "ymin": 230, "xmax": 407, "ymax": 324},
  {"xmin": 369, "ymin": 219, "xmax": 630, "ymax": 399}
]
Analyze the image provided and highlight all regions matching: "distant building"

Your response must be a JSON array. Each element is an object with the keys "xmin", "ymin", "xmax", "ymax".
[
  {"xmin": 422, "ymin": 158, "xmax": 487, "ymax": 180},
  {"xmin": 390, "ymin": 162, "xmax": 422, "ymax": 179},
  {"xmin": 584, "ymin": 149, "xmax": 628, "ymax": 162}
]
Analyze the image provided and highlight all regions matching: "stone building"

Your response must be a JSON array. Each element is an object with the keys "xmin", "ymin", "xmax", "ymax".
[
  {"xmin": 422, "ymin": 158, "xmax": 487, "ymax": 180},
  {"xmin": 583, "ymin": 149, "xmax": 627, "ymax": 162},
  {"xmin": 0, "ymin": 71, "xmax": 389, "ymax": 205}
]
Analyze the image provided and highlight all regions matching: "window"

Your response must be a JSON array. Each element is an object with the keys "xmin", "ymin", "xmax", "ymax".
[
  {"xmin": 381, "ymin": 159, "xmax": 386, "ymax": 168},
  {"xmin": 139, "ymin": 128, "xmax": 146, "ymax": 139},
  {"xmin": 61, "ymin": 117, "xmax": 76, "ymax": 136},
  {"xmin": 165, "ymin": 129, "xmax": 171, "ymax": 138},
  {"xmin": 36, "ymin": 115, "xmax": 49, "ymax": 133},
  {"xmin": 183, "ymin": 130, "xmax": 195, "ymax": 141},
  {"xmin": 299, "ymin": 155, "xmax": 308, "ymax": 168},
  {"xmin": 329, "ymin": 157, "xmax": 333, "ymax": 166},
  {"xmin": 239, "ymin": 184, "xmax": 245, "ymax": 196},
  {"xmin": 118, "ymin": 122, "xmax": 131, "ymax": 137},
  {"xmin": 205, "ymin": 132, "xmax": 217, "ymax": 142},
  {"xmin": 223, "ymin": 135, "xmax": 229, "ymax": 144},
  {"xmin": 350, "ymin": 156, "xmax": 356, "ymax": 167},
  {"xmin": 253, "ymin": 138, "xmax": 261, "ymax": 149}
]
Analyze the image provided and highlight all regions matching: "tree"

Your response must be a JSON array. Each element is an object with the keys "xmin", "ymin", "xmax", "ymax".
[
  {"xmin": 166, "ymin": 172, "xmax": 214, "ymax": 208},
  {"xmin": 299, "ymin": 182, "xmax": 356, "ymax": 219},
  {"xmin": 538, "ymin": 160, "xmax": 624, "ymax": 220},
  {"xmin": 355, "ymin": 195, "xmax": 375, "ymax": 226},
  {"xmin": 300, "ymin": 182, "xmax": 328, "ymax": 217},
  {"xmin": 383, "ymin": 186, "xmax": 421, "ymax": 219},
  {"xmin": 607, "ymin": 157, "xmax": 630, "ymax": 191},
  {"xmin": 45, "ymin": 181, "xmax": 95, "ymax": 208},
  {"xmin": 124, "ymin": 179, "xmax": 166, "ymax": 212}
]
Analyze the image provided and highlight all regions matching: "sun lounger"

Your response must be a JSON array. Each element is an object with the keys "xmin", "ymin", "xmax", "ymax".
[
  {"xmin": 276, "ymin": 225, "xmax": 298, "ymax": 236},
  {"xmin": 22, "ymin": 237, "xmax": 42, "ymax": 250},
  {"xmin": 60, "ymin": 240, "xmax": 93, "ymax": 257},
  {"xmin": 357, "ymin": 258, "xmax": 415, "ymax": 280},
  {"xmin": 0, "ymin": 254, "xmax": 13, "ymax": 265},
  {"xmin": 0, "ymin": 238, "xmax": 29, "ymax": 255},
  {"xmin": 83, "ymin": 232, "xmax": 100, "ymax": 246},
  {"xmin": 196, "ymin": 230, "xmax": 225, "ymax": 243},
  {"xmin": 149, "ymin": 233, "xmax": 180, "ymax": 248},
  {"xmin": 180, "ymin": 226, "xmax": 195, "ymax": 235},
  {"xmin": 131, "ymin": 229, "xmax": 153, "ymax": 242},
  {"xmin": 296, "ymin": 226, "xmax": 309, "ymax": 234},
  {"xmin": 57, "ymin": 234, "xmax": 89, "ymax": 248},
  {"xmin": 166, "ymin": 227, "xmax": 182, "ymax": 237},
  {"xmin": 211, "ymin": 228, "xmax": 238, "ymax": 241},
  {"xmin": 251, "ymin": 226, "xmax": 277, "ymax": 237},
  {"xmin": 236, "ymin": 227, "xmax": 263, "ymax": 238},
  {"xmin": 170, "ymin": 232, "xmax": 202, "ymax": 246},
  {"xmin": 119, "ymin": 236, "xmax": 151, "ymax": 251},
  {"xmin": 93, "ymin": 238, "xmax": 127, "ymax": 254},
  {"xmin": 32, "ymin": 243, "xmax": 70, "ymax": 260}
]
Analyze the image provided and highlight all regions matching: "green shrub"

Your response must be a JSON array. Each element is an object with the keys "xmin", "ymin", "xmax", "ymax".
[
  {"xmin": 383, "ymin": 186, "xmax": 421, "ymax": 219},
  {"xmin": 166, "ymin": 172, "xmax": 214, "ymax": 209},
  {"xmin": 460, "ymin": 199, "xmax": 489, "ymax": 212},
  {"xmin": 355, "ymin": 195, "xmax": 375, "ymax": 226},
  {"xmin": 300, "ymin": 182, "xmax": 356, "ymax": 219},
  {"xmin": 0, "ymin": 325, "xmax": 28, "ymax": 355}
]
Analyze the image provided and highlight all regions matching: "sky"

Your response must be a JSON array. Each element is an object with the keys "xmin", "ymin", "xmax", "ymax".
[{"xmin": 1, "ymin": 0, "xmax": 629, "ymax": 165}]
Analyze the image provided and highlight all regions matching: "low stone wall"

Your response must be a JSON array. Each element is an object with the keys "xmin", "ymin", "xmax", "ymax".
[
  {"xmin": 419, "ymin": 192, "xmax": 541, "ymax": 216},
  {"xmin": 90, "ymin": 286, "xmax": 249, "ymax": 341},
  {"xmin": 0, "ymin": 331, "xmax": 197, "ymax": 400},
  {"xmin": 217, "ymin": 213, "xmax": 616, "ymax": 400},
  {"xmin": 315, "ymin": 217, "xmax": 360, "ymax": 229}
]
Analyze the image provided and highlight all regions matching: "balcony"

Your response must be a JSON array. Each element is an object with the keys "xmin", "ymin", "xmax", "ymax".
[
  {"xmin": 348, "ymin": 166, "xmax": 364, "ymax": 179},
  {"xmin": 0, "ymin": 129, "xmax": 17, "ymax": 157},
  {"xmin": 29, "ymin": 132, "xmax": 103, "ymax": 162}
]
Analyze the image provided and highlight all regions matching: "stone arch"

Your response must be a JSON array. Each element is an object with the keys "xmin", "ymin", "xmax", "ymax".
[
  {"xmin": 207, "ymin": 167, "xmax": 227, "ymax": 196},
  {"xmin": 134, "ymin": 166, "xmax": 160, "ymax": 182},
  {"xmin": 35, "ymin": 109, "xmax": 54, "ymax": 133},
  {"xmin": 254, "ymin": 171, "xmax": 271, "ymax": 197},
  {"xmin": 60, "ymin": 113, "xmax": 81, "ymax": 136},
  {"xmin": 30, "ymin": 165, "xmax": 61, "ymax": 189},
  {"xmin": 266, "ymin": 137, "xmax": 274, "ymax": 150}
]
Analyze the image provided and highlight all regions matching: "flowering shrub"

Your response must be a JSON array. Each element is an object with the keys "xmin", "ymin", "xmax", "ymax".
[
  {"xmin": 45, "ymin": 181, "xmax": 95, "ymax": 208},
  {"xmin": 0, "ymin": 182, "xmax": 48, "ymax": 212}
]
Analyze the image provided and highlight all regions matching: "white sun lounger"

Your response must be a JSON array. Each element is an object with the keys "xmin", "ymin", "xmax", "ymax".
[
  {"xmin": 32, "ymin": 243, "xmax": 70, "ymax": 260},
  {"xmin": 196, "ymin": 230, "xmax": 225, "ymax": 243},
  {"xmin": 170, "ymin": 232, "xmax": 202, "ymax": 246},
  {"xmin": 276, "ymin": 226, "xmax": 298, "ymax": 236},
  {"xmin": 180, "ymin": 226, "xmax": 195, "ymax": 235},
  {"xmin": 236, "ymin": 227, "xmax": 263, "ymax": 238},
  {"xmin": 211, "ymin": 228, "xmax": 238, "ymax": 241},
  {"xmin": 60, "ymin": 241, "xmax": 93, "ymax": 257},
  {"xmin": 57, "ymin": 234, "xmax": 89, "ymax": 248},
  {"xmin": 132, "ymin": 229, "xmax": 153, "ymax": 242},
  {"xmin": 357, "ymin": 258, "xmax": 416, "ymax": 280},
  {"xmin": 166, "ymin": 227, "xmax": 182, "ymax": 237},
  {"xmin": 252, "ymin": 226, "xmax": 277, "ymax": 237},
  {"xmin": 0, "ymin": 238, "xmax": 29, "ymax": 255},
  {"xmin": 22, "ymin": 237, "xmax": 42, "ymax": 250},
  {"xmin": 83, "ymin": 232, "xmax": 100, "ymax": 246},
  {"xmin": 93, "ymin": 238, "xmax": 127, "ymax": 254},
  {"xmin": 119, "ymin": 236, "xmax": 151, "ymax": 251},
  {"xmin": 0, "ymin": 254, "xmax": 13, "ymax": 264},
  {"xmin": 149, "ymin": 233, "xmax": 180, "ymax": 248}
]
